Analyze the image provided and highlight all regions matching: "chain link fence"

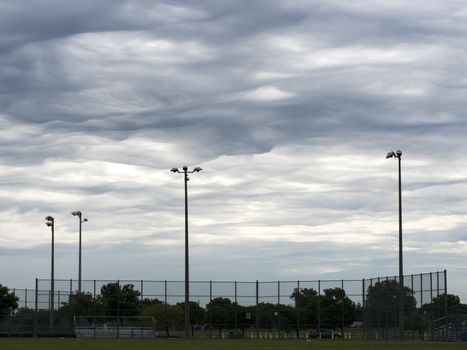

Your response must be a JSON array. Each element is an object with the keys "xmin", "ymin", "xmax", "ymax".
[{"xmin": 1, "ymin": 270, "xmax": 448, "ymax": 339}]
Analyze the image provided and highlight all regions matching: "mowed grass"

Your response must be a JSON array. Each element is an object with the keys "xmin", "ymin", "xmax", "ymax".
[{"xmin": 1, "ymin": 339, "xmax": 467, "ymax": 350}]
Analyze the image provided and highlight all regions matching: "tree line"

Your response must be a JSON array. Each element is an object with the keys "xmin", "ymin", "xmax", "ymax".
[{"xmin": 1, "ymin": 280, "xmax": 466, "ymax": 336}]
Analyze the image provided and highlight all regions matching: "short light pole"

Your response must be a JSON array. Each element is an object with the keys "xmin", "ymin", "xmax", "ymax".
[
  {"xmin": 71, "ymin": 211, "xmax": 88, "ymax": 293},
  {"xmin": 386, "ymin": 150, "xmax": 404, "ymax": 337},
  {"xmin": 45, "ymin": 216, "xmax": 54, "ymax": 327},
  {"xmin": 171, "ymin": 166, "xmax": 202, "ymax": 339}
]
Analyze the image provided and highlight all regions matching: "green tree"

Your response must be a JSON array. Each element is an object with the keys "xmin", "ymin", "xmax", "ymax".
[
  {"xmin": 141, "ymin": 298, "xmax": 162, "ymax": 306},
  {"xmin": 365, "ymin": 280, "xmax": 416, "ymax": 329},
  {"xmin": 206, "ymin": 297, "xmax": 235, "ymax": 333},
  {"xmin": 59, "ymin": 291, "xmax": 99, "ymax": 317},
  {"xmin": 255, "ymin": 302, "xmax": 297, "ymax": 331},
  {"xmin": 290, "ymin": 287, "xmax": 319, "ymax": 327},
  {"xmin": 142, "ymin": 303, "xmax": 183, "ymax": 337},
  {"xmin": 421, "ymin": 293, "xmax": 467, "ymax": 321},
  {"xmin": 100, "ymin": 282, "xmax": 141, "ymax": 317},
  {"xmin": 320, "ymin": 287, "xmax": 356, "ymax": 331},
  {"xmin": 176, "ymin": 301, "xmax": 206, "ymax": 325},
  {"xmin": 237, "ymin": 304, "xmax": 256, "ymax": 330},
  {"xmin": 0, "ymin": 284, "xmax": 18, "ymax": 317},
  {"xmin": 256, "ymin": 303, "xmax": 276, "ymax": 329}
]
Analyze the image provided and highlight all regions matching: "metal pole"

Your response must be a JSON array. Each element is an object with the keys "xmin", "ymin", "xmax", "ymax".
[
  {"xmin": 277, "ymin": 281, "xmax": 280, "ymax": 305},
  {"xmin": 171, "ymin": 166, "xmax": 202, "ymax": 337},
  {"xmin": 420, "ymin": 274, "xmax": 423, "ymax": 307},
  {"xmin": 295, "ymin": 280, "xmax": 301, "ymax": 334},
  {"xmin": 235, "ymin": 281, "xmax": 238, "ymax": 332},
  {"xmin": 398, "ymin": 154, "xmax": 404, "ymax": 338},
  {"xmin": 362, "ymin": 279, "xmax": 366, "ymax": 339},
  {"xmin": 430, "ymin": 272, "xmax": 433, "ymax": 301},
  {"xmin": 341, "ymin": 280, "xmax": 344, "ymax": 333},
  {"xmin": 209, "ymin": 280, "xmax": 212, "ymax": 335},
  {"xmin": 318, "ymin": 280, "xmax": 321, "ymax": 336},
  {"xmin": 437, "ymin": 271, "xmax": 440, "ymax": 319},
  {"xmin": 446, "ymin": 270, "xmax": 449, "ymax": 342},
  {"xmin": 34, "ymin": 278, "xmax": 38, "ymax": 338},
  {"xmin": 184, "ymin": 168, "xmax": 190, "ymax": 339},
  {"xmin": 141, "ymin": 280, "xmax": 144, "ymax": 301},
  {"xmin": 444, "ymin": 270, "xmax": 448, "ymax": 326},
  {"xmin": 50, "ymin": 221, "xmax": 54, "ymax": 327},
  {"xmin": 117, "ymin": 280, "xmax": 120, "ymax": 338},
  {"xmin": 256, "ymin": 280, "xmax": 259, "ymax": 338},
  {"xmin": 78, "ymin": 217, "xmax": 82, "ymax": 293}
]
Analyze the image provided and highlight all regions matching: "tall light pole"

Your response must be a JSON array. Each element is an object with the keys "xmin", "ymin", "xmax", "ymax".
[
  {"xmin": 386, "ymin": 149, "xmax": 404, "ymax": 337},
  {"xmin": 71, "ymin": 211, "xmax": 88, "ymax": 293},
  {"xmin": 45, "ymin": 215, "xmax": 54, "ymax": 327},
  {"xmin": 170, "ymin": 166, "xmax": 202, "ymax": 339}
]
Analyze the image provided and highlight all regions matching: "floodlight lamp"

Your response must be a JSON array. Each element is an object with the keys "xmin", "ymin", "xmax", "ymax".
[
  {"xmin": 396, "ymin": 150, "xmax": 402, "ymax": 157},
  {"xmin": 171, "ymin": 168, "xmax": 179, "ymax": 173},
  {"xmin": 182, "ymin": 166, "xmax": 188, "ymax": 171},
  {"xmin": 193, "ymin": 167, "xmax": 202, "ymax": 172},
  {"xmin": 45, "ymin": 216, "xmax": 54, "ymax": 222},
  {"xmin": 83, "ymin": 218, "xmax": 88, "ymax": 222},
  {"xmin": 71, "ymin": 211, "xmax": 81, "ymax": 216},
  {"xmin": 46, "ymin": 222, "xmax": 52, "ymax": 227},
  {"xmin": 386, "ymin": 151, "xmax": 395, "ymax": 159}
]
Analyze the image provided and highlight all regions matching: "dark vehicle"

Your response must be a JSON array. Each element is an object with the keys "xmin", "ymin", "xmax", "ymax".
[{"xmin": 310, "ymin": 328, "xmax": 341, "ymax": 339}]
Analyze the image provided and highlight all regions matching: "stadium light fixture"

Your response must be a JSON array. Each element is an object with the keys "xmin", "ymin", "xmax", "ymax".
[
  {"xmin": 71, "ymin": 210, "xmax": 88, "ymax": 292},
  {"xmin": 387, "ymin": 149, "xmax": 404, "ymax": 338},
  {"xmin": 170, "ymin": 165, "xmax": 203, "ymax": 339},
  {"xmin": 45, "ymin": 215, "xmax": 55, "ymax": 327}
]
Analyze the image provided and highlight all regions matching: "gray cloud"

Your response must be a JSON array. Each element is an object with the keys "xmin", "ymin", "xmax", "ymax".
[{"xmin": 0, "ymin": 1, "xmax": 466, "ymax": 302}]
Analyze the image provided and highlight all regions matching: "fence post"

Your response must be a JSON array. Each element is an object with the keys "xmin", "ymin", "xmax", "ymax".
[
  {"xmin": 256, "ymin": 280, "xmax": 259, "ymax": 339},
  {"xmin": 210, "ymin": 280, "xmax": 212, "ymax": 302},
  {"xmin": 362, "ymin": 279, "xmax": 366, "ymax": 339},
  {"xmin": 140, "ymin": 280, "xmax": 144, "ymax": 301},
  {"xmin": 318, "ymin": 280, "xmax": 321, "ymax": 337},
  {"xmin": 296, "ymin": 280, "xmax": 300, "ymax": 337},
  {"xmin": 164, "ymin": 280, "xmax": 168, "ymax": 337},
  {"xmin": 436, "ymin": 271, "xmax": 440, "ymax": 320},
  {"xmin": 209, "ymin": 280, "xmax": 213, "ymax": 335},
  {"xmin": 34, "ymin": 278, "xmax": 38, "ymax": 338},
  {"xmin": 277, "ymin": 281, "xmax": 280, "ymax": 305},
  {"xmin": 444, "ymin": 270, "xmax": 448, "ymax": 332},
  {"xmin": 25, "ymin": 288, "xmax": 28, "ymax": 308},
  {"xmin": 430, "ymin": 272, "xmax": 433, "ymax": 301},
  {"xmin": 234, "ymin": 281, "xmax": 238, "ymax": 332},
  {"xmin": 420, "ymin": 274, "xmax": 423, "ymax": 307},
  {"xmin": 277, "ymin": 281, "xmax": 280, "ymax": 334},
  {"xmin": 117, "ymin": 280, "xmax": 120, "ymax": 338},
  {"xmin": 341, "ymin": 279, "xmax": 344, "ymax": 334}
]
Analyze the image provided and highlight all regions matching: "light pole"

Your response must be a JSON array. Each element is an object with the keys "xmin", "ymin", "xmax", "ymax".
[
  {"xmin": 170, "ymin": 166, "xmax": 202, "ymax": 339},
  {"xmin": 386, "ymin": 149, "xmax": 404, "ymax": 337},
  {"xmin": 71, "ymin": 211, "xmax": 88, "ymax": 293},
  {"xmin": 45, "ymin": 215, "xmax": 54, "ymax": 327}
]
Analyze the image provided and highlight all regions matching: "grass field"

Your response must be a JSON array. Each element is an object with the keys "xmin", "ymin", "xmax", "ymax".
[{"xmin": 0, "ymin": 339, "xmax": 467, "ymax": 350}]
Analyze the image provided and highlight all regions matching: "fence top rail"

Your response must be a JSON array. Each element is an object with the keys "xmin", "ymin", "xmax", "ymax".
[{"xmin": 37, "ymin": 273, "xmax": 445, "ymax": 285}]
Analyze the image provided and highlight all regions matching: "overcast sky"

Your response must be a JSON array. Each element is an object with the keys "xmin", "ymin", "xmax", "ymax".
[{"xmin": 1, "ymin": 0, "xmax": 466, "ymax": 302}]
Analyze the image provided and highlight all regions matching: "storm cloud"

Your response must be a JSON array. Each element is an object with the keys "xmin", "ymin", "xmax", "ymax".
[{"xmin": 0, "ymin": 1, "xmax": 466, "ymax": 300}]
